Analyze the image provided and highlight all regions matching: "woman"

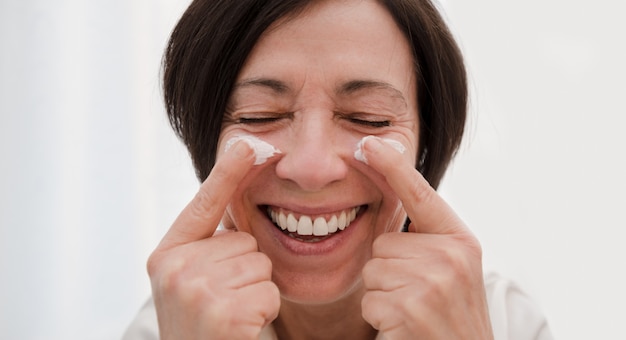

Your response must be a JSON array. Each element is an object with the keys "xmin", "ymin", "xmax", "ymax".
[{"xmin": 125, "ymin": 0, "xmax": 552, "ymax": 338}]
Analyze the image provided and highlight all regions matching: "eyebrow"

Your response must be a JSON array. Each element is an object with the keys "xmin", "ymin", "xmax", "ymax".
[
  {"xmin": 337, "ymin": 79, "xmax": 408, "ymax": 108},
  {"xmin": 234, "ymin": 78, "xmax": 290, "ymax": 94},
  {"xmin": 233, "ymin": 78, "xmax": 408, "ymax": 107}
]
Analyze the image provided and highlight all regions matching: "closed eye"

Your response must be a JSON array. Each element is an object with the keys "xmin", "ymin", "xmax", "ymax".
[
  {"xmin": 237, "ymin": 117, "xmax": 283, "ymax": 124},
  {"xmin": 348, "ymin": 118, "xmax": 391, "ymax": 128},
  {"xmin": 236, "ymin": 112, "xmax": 294, "ymax": 125}
]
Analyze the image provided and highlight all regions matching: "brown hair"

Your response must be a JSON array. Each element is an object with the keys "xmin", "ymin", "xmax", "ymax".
[{"xmin": 163, "ymin": 0, "xmax": 467, "ymax": 190}]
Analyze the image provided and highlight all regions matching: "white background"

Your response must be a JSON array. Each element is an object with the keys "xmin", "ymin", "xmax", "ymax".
[{"xmin": 1, "ymin": 0, "xmax": 624, "ymax": 339}]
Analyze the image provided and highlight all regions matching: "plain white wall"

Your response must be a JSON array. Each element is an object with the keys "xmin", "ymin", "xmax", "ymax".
[
  {"xmin": 442, "ymin": 1, "xmax": 626, "ymax": 339},
  {"xmin": 0, "ymin": 1, "xmax": 196, "ymax": 339},
  {"xmin": 1, "ymin": 0, "xmax": 624, "ymax": 339}
]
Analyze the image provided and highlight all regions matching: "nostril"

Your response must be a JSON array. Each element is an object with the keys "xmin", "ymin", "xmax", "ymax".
[{"xmin": 275, "ymin": 152, "xmax": 348, "ymax": 192}]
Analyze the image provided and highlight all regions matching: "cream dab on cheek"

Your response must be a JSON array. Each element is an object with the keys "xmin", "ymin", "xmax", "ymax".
[
  {"xmin": 354, "ymin": 135, "xmax": 406, "ymax": 164},
  {"xmin": 224, "ymin": 135, "xmax": 281, "ymax": 165}
]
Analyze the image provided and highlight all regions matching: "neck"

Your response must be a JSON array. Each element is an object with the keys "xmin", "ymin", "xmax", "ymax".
[{"xmin": 273, "ymin": 285, "xmax": 377, "ymax": 340}]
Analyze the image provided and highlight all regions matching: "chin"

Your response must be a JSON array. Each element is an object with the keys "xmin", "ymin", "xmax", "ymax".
[{"xmin": 275, "ymin": 270, "xmax": 365, "ymax": 306}]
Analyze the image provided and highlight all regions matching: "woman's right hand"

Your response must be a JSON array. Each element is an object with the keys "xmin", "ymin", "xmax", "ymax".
[{"xmin": 147, "ymin": 141, "xmax": 281, "ymax": 339}]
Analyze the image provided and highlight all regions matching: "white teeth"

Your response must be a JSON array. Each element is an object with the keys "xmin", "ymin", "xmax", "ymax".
[
  {"xmin": 297, "ymin": 216, "xmax": 313, "ymax": 235},
  {"xmin": 268, "ymin": 206, "xmax": 361, "ymax": 237},
  {"xmin": 338, "ymin": 211, "xmax": 347, "ymax": 230},
  {"xmin": 327, "ymin": 215, "xmax": 338, "ymax": 234},
  {"xmin": 278, "ymin": 212, "xmax": 288, "ymax": 231},
  {"xmin": 287, "ymin": 213, "xmax": 298, "ymax": 232},
  {"xmin": 313, "ymin": 217, "xmax": 328, "ymax": 236}
]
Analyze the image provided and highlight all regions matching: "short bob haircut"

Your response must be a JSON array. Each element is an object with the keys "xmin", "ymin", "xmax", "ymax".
[{"xmin": 163, "ymin": 0, "xmax": 467, "ymax": 190}]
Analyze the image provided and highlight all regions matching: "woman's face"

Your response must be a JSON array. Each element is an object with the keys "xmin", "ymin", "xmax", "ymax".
[{"xmin": 218, "ymin": 0, "xmax": 419, "ymax": 304}]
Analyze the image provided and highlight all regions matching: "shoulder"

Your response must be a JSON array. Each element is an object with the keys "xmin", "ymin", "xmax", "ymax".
[
  {"xmin": 484, "ymin": 272, "xmax": 554, "ymax": 340},
  {"xmin": 121, "ymin": 298, "xmax": 159, "ymax": 340},
  {"xmin": 121, "ymin": 297, "xmax": 279, "ymax": 340},
  {"xmin": 122, "ymin": 273, "xmax": 554, "ymax": 340}
]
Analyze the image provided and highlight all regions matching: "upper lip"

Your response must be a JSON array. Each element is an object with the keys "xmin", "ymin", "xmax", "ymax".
[{"xmin": 260, "ymin": 203, "xmax": 365, "ymax": 216}]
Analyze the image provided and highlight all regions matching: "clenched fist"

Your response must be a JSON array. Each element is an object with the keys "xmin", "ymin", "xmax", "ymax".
[{"xmin": 359, "ymin": 136, "xmax": 493, "ymax": 340}]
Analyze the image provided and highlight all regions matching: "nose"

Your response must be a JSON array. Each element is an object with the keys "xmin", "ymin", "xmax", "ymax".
[{"xmin": 275, "ymin": 114, "xmax": 348, "ymax": 192}]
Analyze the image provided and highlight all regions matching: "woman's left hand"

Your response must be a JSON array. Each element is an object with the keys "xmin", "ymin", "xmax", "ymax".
[{"xmin": 359, "ymin": 137, "xmax": 494, "ymax": 340}]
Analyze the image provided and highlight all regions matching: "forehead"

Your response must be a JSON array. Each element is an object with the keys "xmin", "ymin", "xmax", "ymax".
[{"xmin": 236, "ymin": 0, "xmax": 417, "ymax": 104}]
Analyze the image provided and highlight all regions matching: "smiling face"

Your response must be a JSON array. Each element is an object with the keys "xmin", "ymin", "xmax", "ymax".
[{"xmin": 217, "ymin": 0, "xmax": 419, "ymax": 304}]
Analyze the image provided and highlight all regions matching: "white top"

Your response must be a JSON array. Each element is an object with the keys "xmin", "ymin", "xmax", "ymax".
[{"xmin": 122, "ymin": 272, "xmax": 553, "ymax": 340}]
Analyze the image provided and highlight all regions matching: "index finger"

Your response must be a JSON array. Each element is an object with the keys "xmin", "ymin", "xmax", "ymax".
[
  {"xmin": 158, "ymin": 141, "xmax": 256, "ymax": 250},
  {"xmin": 359, "ymin": 136, "xmax": 466, "ymax": 235}
]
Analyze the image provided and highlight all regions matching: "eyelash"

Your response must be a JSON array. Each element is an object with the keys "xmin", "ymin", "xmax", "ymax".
[
  {"xmin": 237, "ymin": 117, "xmax": 282, "ymax": 124},
  {"xmin": 348, "ymin": 118, "xmax": 391, "ymax": 128},
  {"xmin": 235, "ymin": 115, "xmax": 391, "ymax": 128}
]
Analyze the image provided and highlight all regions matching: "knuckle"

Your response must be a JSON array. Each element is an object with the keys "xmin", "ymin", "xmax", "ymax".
[
  {"xmin": 147, "ymin": 250, "xmax": 175, "ymax": 281},
  {"xmin": 361, "ymin": 292, "xmax": 387, "ymax": 330},
  {"xmin": 448, "ymin": 235, "xmax": 483, "ymax": 278},
  {"xmin": 229, "ymin": 252, "xmax": 271, "ymax": 279},
  {"xmin": 147, "ymin": 252, "xmax": 188, "ymax": 294},
  {"xmin": 407, "ymin": 177, "xmax": 434, "ymax": 204},
  {"xmin": 265, "ymin": 282, "xmax": 281, "ymax": 311},
  {"xmin": 421, "ymin": 277, "xmax": 446, "ymax": 302},
  {"xmin": 254, "ymin": 252, "xmax": 273, "ymax": 273},
  {"xmin": 259, "ymin": 280, "xmax": 279, "ymax": 295},
  {"xmin": 361, "ymin": 291, "xmax": 374, "ymax": 310},
  {"xmin": 237, "ymin": 231, "xmax": 259, "ymax": 248},
  {"xmin": 215, "ymin": 230, "xmax": 259, "ymax": 253},
  {"xmin": 360, "ymin": 294, "xmax": 375, "ymax": 321},
  {"xmin": 226, "ymin": 256, "xmax": 248, "ymax": 278},
  {"xmin": 204, "ymin": 297, "xmax": 233, "ymax": 327},
  {"xmin": 361, "ymin": 260, "xmax": 373, "ymax": 276},
  {"xmin": 439, "ymin": 248, "xmax": 472, "ymax": 285},
  {"xmin": 371, "ymin": 233, "xmax": 391, "ymax": 252},
  {"xmin": 361, "ymin": 258, "xmax": 382, "ymax": 285},
  {"xmin": 146, "ymin": 251, "xmax": 162, "ymax": 278},
  {"xmin": 233, "ymin": 232, "xmax": 260, "ymax": 254}
]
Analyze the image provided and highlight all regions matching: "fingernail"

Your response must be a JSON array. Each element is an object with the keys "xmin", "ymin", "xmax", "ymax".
[
  {"xmin": 354, "ymin": 135, "xmax": 382, "ymax": 164},
  {"xmin": 354, "ymin": 136, "xmax": 406, "ymax": 164},
  {"xmin": 229, "ymin": 140, "xmax": 252, "ymax": 159}
]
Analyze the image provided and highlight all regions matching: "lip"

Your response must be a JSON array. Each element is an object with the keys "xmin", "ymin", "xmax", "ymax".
[
  {"xmin": 259, "ymin": 204, "xmax": 366, "ymax": 256},
  {"xmin": 263, "ymin": 202, "xmax": 363, "ymax": 216}
]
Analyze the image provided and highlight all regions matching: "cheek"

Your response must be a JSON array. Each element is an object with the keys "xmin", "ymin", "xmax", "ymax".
[
  {"xmin": 355, "ymin": 164, "xmax": 406, "ymax": 234},
  {"xmin": 223, "ymin": 199, "xmax": 257, "ymax": 234},
  {"xmin": 220, "ymin": 168, "xmax": 270, "ymax": 233}
]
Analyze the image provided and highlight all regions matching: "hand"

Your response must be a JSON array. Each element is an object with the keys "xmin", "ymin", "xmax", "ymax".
[
  {"xmin": 147, "ymin": 141, "xmax": 281, "ymax": 340},
  {"xmin": 360, "ymin": 137, "xmax": 493, "ymax": 339}
]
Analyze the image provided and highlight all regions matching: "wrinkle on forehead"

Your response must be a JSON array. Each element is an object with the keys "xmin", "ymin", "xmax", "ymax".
[
  {"xmin": 336, "ymin": 79, "xmax": 408, "ymax": 110},
  {"xmin": 231, "ymin": 76, "xmax": 409, "ymax": 114}
]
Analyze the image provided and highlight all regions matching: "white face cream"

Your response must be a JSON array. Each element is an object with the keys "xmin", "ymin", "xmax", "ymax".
[
  {"xmin": 224, "ymin": 135, "xmax": 281, "ymax": 165},
  {"xmin": 354, "ymin": 135, "xmax": 406, "ymax": 164}
]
